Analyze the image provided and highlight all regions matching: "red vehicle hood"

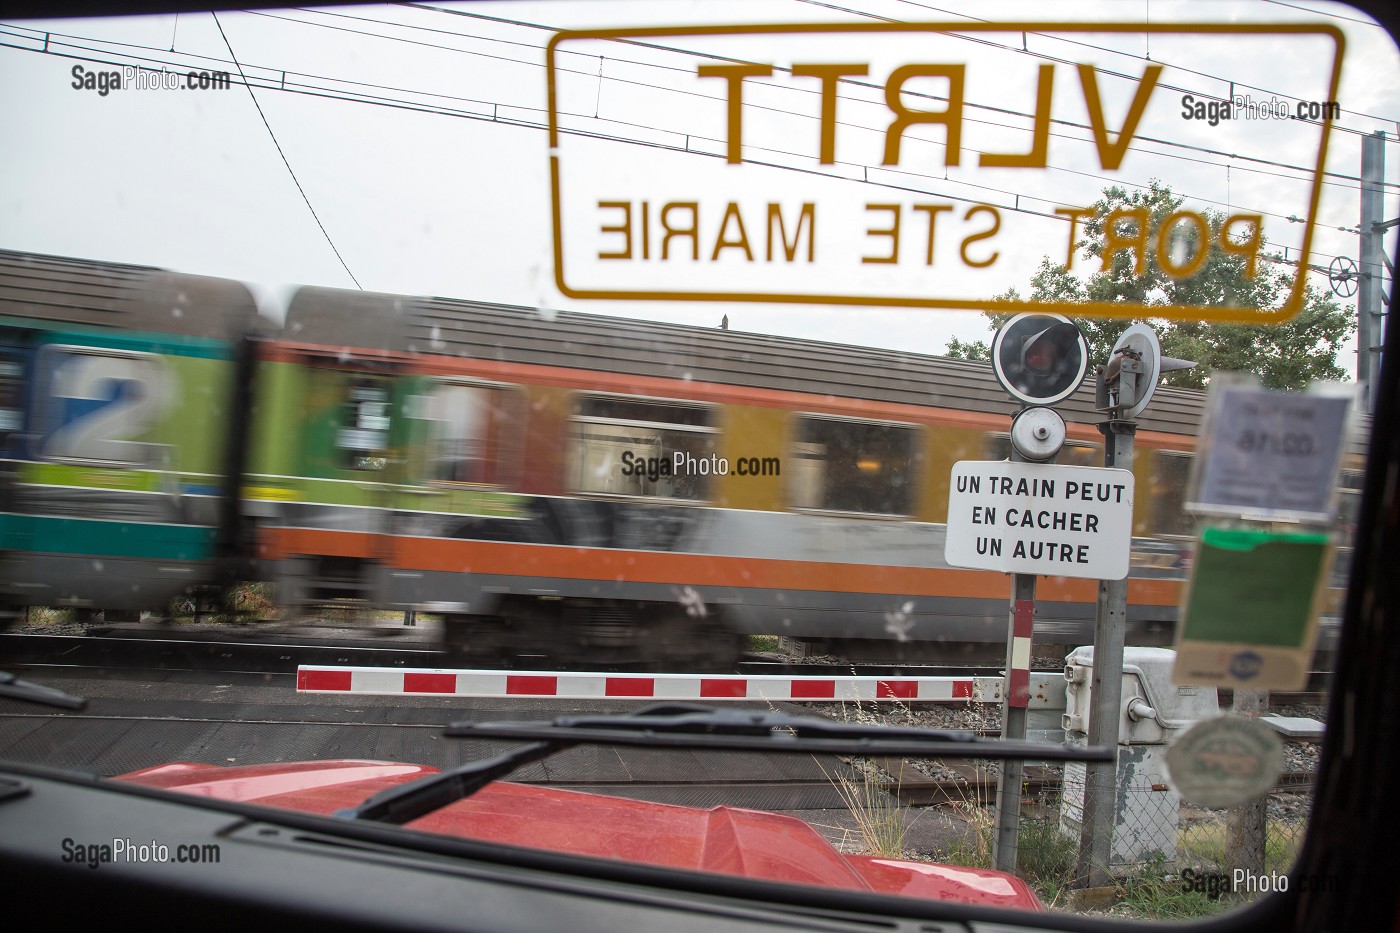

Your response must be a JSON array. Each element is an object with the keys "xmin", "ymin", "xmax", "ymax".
[{"xmin": 117, "ymin": 759, "xmax": 1040, "ymax": 910}]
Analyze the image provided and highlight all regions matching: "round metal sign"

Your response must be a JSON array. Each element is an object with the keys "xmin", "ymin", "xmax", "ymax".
[
  {"xmin": 1107, "ymin": 323, "xmax": 1161, "ymax": 421},
  {"xmin": 1165, "ymin": 716, "xmax": 1285, "ymax": 809}
]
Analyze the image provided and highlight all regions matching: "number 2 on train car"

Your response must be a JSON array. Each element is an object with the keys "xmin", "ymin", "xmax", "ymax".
[{"xmin": 29, "ymin": 346, "xmax": 171, "ymax": 466}]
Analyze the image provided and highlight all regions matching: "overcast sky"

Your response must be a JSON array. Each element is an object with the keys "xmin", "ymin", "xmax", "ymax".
[{"xmin": 1, "ymin": 0, "xmax": 1397, "ymax": 372}]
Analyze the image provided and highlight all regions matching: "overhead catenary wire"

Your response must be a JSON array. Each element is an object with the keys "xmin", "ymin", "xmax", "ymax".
[
  {"xmin": 0, "ymin": 31, "xmax": 1367, "ymax": 289},
  {"xmin": 281, "ymin": 5, "xmax": 1400, "ymax": 195},
  {"xmin": 3, "ymin": 12, "xmax": 1393, "ymax": 199},
  {"xmin": 411, "ymin": 0, "xmax": 1400, "ymax": 145},
  {"xmin": 1, "ymin": 42, "xmax": 1379, "ymax": 274},
  {"xmin": 800, "ymin": 0, "xmax": 1400, "ymax": 139},
  {"xmin": 1258, "ymin": 0, "xmax": 1391, "ymax": 29},
  {"xmin": 0, "ymin": 26, "xmax": 1352, "ymax": 237},
  {"xmin": 0, "ymin": 11, "xmax": 1387, "ymax": 291},
  {"xmin": 210, "ymin": 12, "xmax": 362, "ymax": 290},
  {"xmin": 0, "ymin": 12, "xmax": 1371, "ymax": 206},
  {"xmin": 3, "ymin": 13, "xmax": 1388, "ymax": 246}
]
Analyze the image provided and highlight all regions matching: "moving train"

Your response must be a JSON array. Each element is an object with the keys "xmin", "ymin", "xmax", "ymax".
[{"xmin": 0, "ymin": 249, "xmax": 1362, "ymax": 665}]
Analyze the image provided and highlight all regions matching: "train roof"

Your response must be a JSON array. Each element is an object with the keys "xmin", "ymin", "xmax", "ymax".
[
  {"xmin": 286, "ymin": 285, "xmax": 1211, "ymax": 439},
  {"xmin": 1, "ymin": 250, "xmax": 1369, "ymax": 455},
  {"xmin": 0, "ymin": 249, "xmax": 263, "ymax": 340}
]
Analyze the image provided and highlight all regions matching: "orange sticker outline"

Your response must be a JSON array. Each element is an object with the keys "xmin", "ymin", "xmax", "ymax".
[{"xmin": 546, "ymin": 21, "xmax": 1345, "ymax": 324}]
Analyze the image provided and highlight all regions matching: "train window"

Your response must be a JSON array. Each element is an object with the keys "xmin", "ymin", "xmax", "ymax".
[
  {"xmin": 568, "ymin": 395, "xmax": 716, "ymax": 500},
  {"xmin": 419, "ymin": 381, "xmax": 523, "ymax": 487},
  {"xmin": 0, "ymin": 356, "xmax": 19, "ymax": 438},
  {"xmin": 338, "ymin": 377, "xmax": 391, "ymax": 471},
  {"xmin": 790, "ymin": 415, "xmax": 918, "ymax": 516},
  {"xmin": 1150, "ymin": 451, "xmax": 1196, "ymax": 537},
  {"xmin": 577, "ymin": 396, "xmax": 714, "ymax": 428}
]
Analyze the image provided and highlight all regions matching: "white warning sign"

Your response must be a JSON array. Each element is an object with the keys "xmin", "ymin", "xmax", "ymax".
[{"xmin": 945, "ymin": 461, "xmax": 1135, "ymax": 580}]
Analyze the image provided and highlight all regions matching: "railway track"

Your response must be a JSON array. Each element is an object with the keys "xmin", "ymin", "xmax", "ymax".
[
  {"xmin": 0, "ymin": 697, "xmax": 1320, "ymax": 811},
  {"xmin": 0, "ymin": 631, "xmax": 1333, "ymax": 708},
  {"xmin": 0, "ymin": 631, "xmax": 1023, "ymax": 679},
  {"xmin": 0, "ymin": 631, "xmax": 439, "ymax": 674},
  {"xmin": 2, "ymin": 638, "xmax": 1324, "ymax": 815}
]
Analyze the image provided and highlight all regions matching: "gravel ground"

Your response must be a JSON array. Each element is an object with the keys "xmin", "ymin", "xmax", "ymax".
[{"xmin": 805, "ymin": 699, "xmax": 1006, "ymax": 781}]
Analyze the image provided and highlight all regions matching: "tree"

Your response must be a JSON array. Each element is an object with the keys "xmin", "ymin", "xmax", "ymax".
[{"xmin": 943, "ymin": 182, "xmax": 1354, "ymax": 391}]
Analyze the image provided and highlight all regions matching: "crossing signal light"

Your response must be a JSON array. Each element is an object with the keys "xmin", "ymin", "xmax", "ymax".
[{"xmin": 991, "ymin": 313, "xmax": 1089, "ymax": 407}]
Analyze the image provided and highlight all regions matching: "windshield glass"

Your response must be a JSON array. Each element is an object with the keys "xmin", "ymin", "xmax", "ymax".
[{"xmin": 0, "ymin": 0, "xmax": 1396, "ymax": 920}]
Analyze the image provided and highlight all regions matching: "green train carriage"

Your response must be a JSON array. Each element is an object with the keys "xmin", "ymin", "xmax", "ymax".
[{"xmin": 0, "ymin": 250, "xmax": 261, "ymax": 619}]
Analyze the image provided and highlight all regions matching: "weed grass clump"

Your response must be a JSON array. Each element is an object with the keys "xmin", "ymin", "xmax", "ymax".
[{"xmin": 818, "ymin": 757, "xmax": 913, "ymax": 859}]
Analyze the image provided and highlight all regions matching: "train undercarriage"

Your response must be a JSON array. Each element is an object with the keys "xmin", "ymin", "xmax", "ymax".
[{"xmin": 440, "ymin": 597, "xmax": 745, "ymax": 671}]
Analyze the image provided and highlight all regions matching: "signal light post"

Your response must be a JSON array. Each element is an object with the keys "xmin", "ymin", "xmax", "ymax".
[
  {"xmin": 989, "ymin": 313, "xmax": 1088, "ymax": 874},
  {"xmin": 1076, "ymin": 324, "xmax": 1194, "ymax": 887}
]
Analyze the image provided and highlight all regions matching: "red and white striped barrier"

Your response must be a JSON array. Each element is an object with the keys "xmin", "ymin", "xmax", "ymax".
[{"xmin": 296, "ymin": 666, "xmax": 1006, "ymax": 703}]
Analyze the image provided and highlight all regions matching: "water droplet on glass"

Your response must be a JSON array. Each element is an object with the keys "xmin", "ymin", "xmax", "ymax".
[{"xmin": 672, "ymin": 585, "xmax": 707, "ymax": 618}]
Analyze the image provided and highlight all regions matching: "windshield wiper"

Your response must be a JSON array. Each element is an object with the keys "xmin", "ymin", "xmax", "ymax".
[
  {"xmin": 340, "ymin": 703, "xmax": 1112, "ymax": 825},
  {"xmin": 0, "ymin": 671, "xmax": 86, "ymax": 710}
]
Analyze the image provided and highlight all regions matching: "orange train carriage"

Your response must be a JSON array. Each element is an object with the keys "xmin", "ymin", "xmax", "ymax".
[
  {"xmin": 249, "ymin": 285, "xmax": 1360, "ymax": 666},
  {"xmin": 0, "ymin": 252, "xmax": 1358, "ymax": 665}
]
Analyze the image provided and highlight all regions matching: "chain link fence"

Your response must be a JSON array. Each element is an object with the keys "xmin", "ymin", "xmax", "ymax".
[
  {"xmin": 1055, "ymin": 769, "xmax": 1312, "ymax": 878},
  {"xmin": 918, "ymin": 768, "xmax": 1313, "ymax": 914}
]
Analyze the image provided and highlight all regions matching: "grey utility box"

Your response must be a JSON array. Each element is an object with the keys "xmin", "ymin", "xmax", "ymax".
[{"xmin": 1059, "ymin": 647, "xmax": 1219, "ymax": 868}]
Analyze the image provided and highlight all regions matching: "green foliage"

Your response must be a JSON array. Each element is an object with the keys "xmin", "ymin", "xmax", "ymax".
[
  {"xmin": 941, "ymin": 802, "xmax": 994, "ymax": 869},
  {"xmin": 744, "ymin": 634, "xmax": 780, "ymax": 652},
  {"xmin": 945, "ymin": 182, "xmax": 1354, "ymax": 391},
  {"xmin": 934, "ymin": 773, "xmax": 995, "ymax": 869},
  {"xmin": 227, "ymin": 582, "xmax": 280, "ymax": 618},
  {"xmin": 167, "ymin": 583, "xmax": 282, "ymax": 623},
  {"xmin": 1177, "ymin": 820, "xmax": 1302, "ymax": 876},
  {"xmin": 1114, "ymin": 872, "xmax": 1228, "ymax": 920},
  {"xmin": 1016, "ymin": 816, "xmax": 1078, "ymax": 903},
  {"xmin": 943, "ymin": 336, "xmax": 991, "ymax": 361},
  {"xmin": 19, "ymin": 606, "xmax": 72, "ymax": 625}
]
